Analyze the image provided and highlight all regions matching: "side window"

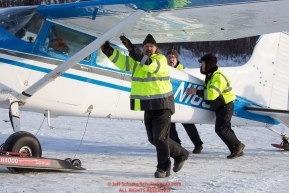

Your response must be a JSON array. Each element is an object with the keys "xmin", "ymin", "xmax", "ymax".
[
  {"xmin": 45, "ymin": 25, "xmax": 93, "ymax": 60},
  {"xmin": 0, "ymin": 7, "xmax": 44, "ymax": 43},
  {"xmin": 19, "ymin": 14, "xmax": 45, "ymax": 43}
]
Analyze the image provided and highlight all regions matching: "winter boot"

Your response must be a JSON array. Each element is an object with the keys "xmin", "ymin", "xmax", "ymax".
[
  {"xmin": 227, "ymin": 142, "xmax": 245, "ymax": 159},
  {"xmin": 154, "ymin": 163, "xmax": 171, "ymax": 178},
  {"xmin": 193, "ymin": 145, "xmax": 203, "ymax": 154},
  {"xmin": 173, "ymin": 150, "xmax": 189, "ymax": 172}
]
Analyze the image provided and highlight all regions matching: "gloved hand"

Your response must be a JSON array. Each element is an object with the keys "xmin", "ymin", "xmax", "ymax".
[
  {"xmin": 101, "ymin": 41, "xmax": 113, "ymax": 57},
  {"xmin": 101, "ymin": 41, "xmax": 110, "ymax": 52},
  {"xmin": 120, "ymin": 35, "xmax": 133, "ymax": 51}
]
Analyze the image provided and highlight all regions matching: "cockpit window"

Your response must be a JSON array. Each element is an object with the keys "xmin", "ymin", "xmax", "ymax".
[
  {"xmin": 45, "ymin": 25, "xmax": 93, "ymax": 60},
  {"xmin": 0, "ymin": 6, "xmax": 44, "ymax": 43}
]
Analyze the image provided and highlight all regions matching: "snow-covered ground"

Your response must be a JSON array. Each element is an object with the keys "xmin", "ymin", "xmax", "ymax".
[
  {"xmin": 0, "ymin": 48, "xmax": 288, "ymax": 192},
  {"xmin": 1, "ymin": 107, "xmax": 289, "ymax": 193}
]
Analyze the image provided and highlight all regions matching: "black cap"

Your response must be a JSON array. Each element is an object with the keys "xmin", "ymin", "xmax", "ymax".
[
  {"xmin": 142, "ymin": 34, "xmax": 157, "ymax": 47},
  {"xmin": 199, "ymin": 53, "xmax": 218, "ymax": 74}
]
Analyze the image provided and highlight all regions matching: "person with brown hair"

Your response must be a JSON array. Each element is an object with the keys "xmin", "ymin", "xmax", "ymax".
[{"xmin": 167, "ymin": 49, "xmax": 203, "ymax": 154}]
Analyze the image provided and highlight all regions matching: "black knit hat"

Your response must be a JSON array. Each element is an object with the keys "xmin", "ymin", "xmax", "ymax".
[
  {"xmin": 166, "ymin": 49, "xmax": 179, "ymax": 60},
  {"xmin": 199, "ymin": 53, "xmax": 218, "ymax": 74},
  {"xmin": 142, "ymin": 34, "xmax": 157, "ymax": 47}
]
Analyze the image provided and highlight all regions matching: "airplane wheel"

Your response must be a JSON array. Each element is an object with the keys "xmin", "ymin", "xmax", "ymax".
[
  {"xmin": 71, "ymin": 159, "xmax": 81, "ymax": 168},
  {"xmin": 2, "ymin": 131, "xmax": 42, "ymax": 173},
  {"xmin": 65, "ymin": 158, "xmax": 72, "ymax": 163}
]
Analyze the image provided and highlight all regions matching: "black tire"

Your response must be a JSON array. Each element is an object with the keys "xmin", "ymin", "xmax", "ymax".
[
  {"xmin": 2, "ymin": 131, "xmax": 42, "ymax": 173},
  {"xmin": 71, "ymin": 159, "xmax": 82, "ymax": 168},
  {"xmin": 65, "ymin": 158, "xmax": 72, "ymax": 163}
]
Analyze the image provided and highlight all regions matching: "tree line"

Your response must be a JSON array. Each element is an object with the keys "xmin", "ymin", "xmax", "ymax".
[{"xmin": 155, "ymin": 36, "xmax": 258, "ymax": 63}]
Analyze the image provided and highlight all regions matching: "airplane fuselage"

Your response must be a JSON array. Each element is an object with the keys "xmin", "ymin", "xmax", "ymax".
[{"xmin": 0, "ymin": 7, "xmax": 279, "ymax": 128}]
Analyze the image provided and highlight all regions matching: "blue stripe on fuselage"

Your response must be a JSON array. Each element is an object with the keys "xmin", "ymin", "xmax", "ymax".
[
  {"xmin": 170, "ymin": 78, "xmax": 279, "ymax": 125},
  {"xmin": 0, "ymin": 58, "xmax": 130, "ymax": 92},
  {"xmin": 0, "ymin": 57, "xmax": 279, "ymax": 125}
]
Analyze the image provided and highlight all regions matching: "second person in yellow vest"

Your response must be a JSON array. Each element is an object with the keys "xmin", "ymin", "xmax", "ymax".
[
  {"xmin": 186, "ymin": 53, "xmax": 245, "ymax": 159},
  {"xmin": 167, "ymin": 49, "xmax": 204, "ymax": 154}
]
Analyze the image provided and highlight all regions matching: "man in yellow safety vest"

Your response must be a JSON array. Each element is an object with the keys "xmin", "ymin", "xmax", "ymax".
[{"xmin": 101, "ymin": 34, "xmax": 189, "ymax": 178}]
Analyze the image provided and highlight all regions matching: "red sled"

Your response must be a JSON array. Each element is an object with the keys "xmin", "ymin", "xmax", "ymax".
[{"xmin": 271, "ymin": 143, "xmax": 284, "ymax": 149}]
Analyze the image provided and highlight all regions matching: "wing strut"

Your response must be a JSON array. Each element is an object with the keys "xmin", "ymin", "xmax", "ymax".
[{"xmin": 19, "ymin": 9, "xmax": 146, "ymax": 100}]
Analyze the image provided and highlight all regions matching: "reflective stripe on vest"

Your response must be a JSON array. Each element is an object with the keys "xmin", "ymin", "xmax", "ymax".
[
  {"xmin": 130, "ymin": 91, "xmax": 173, "ymax": 99},
  {"xmin": 131, "ymin": 74, "xmax": 170, "ymax": 82},
  {"xmin": 209, "ymin": 71, "xmax": 233, "ymax": 94},
  {"xmin": 109, "ymin": 49, "xmax": 173, "ymax": 101},
  {"xmin": 205, "ymin": 69, "xmax": 235, "ymax": 103}
]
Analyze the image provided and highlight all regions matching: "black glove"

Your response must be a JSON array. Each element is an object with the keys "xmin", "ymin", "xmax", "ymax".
[
  {"xmin": 101, "ymin": 41, "xmax": 110, "ymax": 52},
  {"xmin": 120, "ymin": 35, "xmax": 133, "ymax": 51},
  {"xmin": 101, "ymin": 41, "xmax": 113, "ymax": 57}
]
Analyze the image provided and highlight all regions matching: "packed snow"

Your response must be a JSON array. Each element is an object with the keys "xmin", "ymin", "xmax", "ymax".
[
  {"xmin": 1, "ymin": 105, "xmax": 289, "ymax": 192},
  {"xmin": 1, "ymin": 49, "xmax": 288, "ymax": 192}
]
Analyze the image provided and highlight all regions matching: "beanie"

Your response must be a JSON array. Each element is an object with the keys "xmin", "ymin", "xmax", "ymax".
[
  {"xmin": 166, "ymin": 49, "xmax": 179, "ymax": 60},
  {"xmin": 142, "ymin": 34, "xmax": 157, "ymax": 47},
  {"xmin": 198, "ymin": 53, "xmax": 218, "ymax": 74}
]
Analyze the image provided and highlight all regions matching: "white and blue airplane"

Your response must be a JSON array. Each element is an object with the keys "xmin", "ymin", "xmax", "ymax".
[{"xmin": 0, "ymin": 0, "xmax": 289, "ymax": 173}]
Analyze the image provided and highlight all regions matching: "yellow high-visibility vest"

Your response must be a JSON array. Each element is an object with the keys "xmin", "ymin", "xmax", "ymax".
[
  {"xmin": 176, "ymin": 63, "xmax": 186, "ymax": 70},
  {"xmin": 204, "ymin": 69, "xmax": 236, "ymax": 104},
  {"xmin": 109, "ymin": 49, "xmax": 174, "ymax": 111}
]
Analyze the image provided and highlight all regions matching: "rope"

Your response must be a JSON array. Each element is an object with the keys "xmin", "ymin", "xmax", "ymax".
[
  {"xmin": 35, "ymin": 116, "xmax": 45, "ymax": 136},
  {"xmin": 73, "ymin": 112, "xmax": 91, "ymax": 159}
]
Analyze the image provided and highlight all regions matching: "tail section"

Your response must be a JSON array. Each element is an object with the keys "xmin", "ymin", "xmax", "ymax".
[
  {"xmin": 225, "ymin": 32, "xmax": 289, "ymax": 110},
  {"xmin": 182, "ymin": 32, "xmax": 289, "ymax": 127},
  {"xmin": 269, "ymin": 32, "xmax": 289, "ymax": 109}
]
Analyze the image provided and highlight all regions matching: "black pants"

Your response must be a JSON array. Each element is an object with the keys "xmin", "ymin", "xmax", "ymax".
[
  {"xmin": 170, "ymin": 123, "xmax": 203, "ymax": 147},
  {"xmin": 144, "ymin": 109, "xmax": 188, "ymax": 171},
  {"xmin": 215, "ymin": 101, "xmax": 240, "ymax": 153}
]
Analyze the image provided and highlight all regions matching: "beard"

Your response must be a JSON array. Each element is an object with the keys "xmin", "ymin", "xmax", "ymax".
[{"xmin": 145, "ymin": 51, "xmax": 153, "ymax": 56}]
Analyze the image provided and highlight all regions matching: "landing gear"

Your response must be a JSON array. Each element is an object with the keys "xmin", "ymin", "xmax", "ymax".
[
  {"xmin": 267, "ymin": 127, "xmax": 289, "ymax": 151},
  {"xmin": 0, "ymin": 100, "xmax": 85, "ymax": 173},
  {"xmin": 2, "ymin": 131, "xmax": 42, "ymax": 173},
  {"xmin": 0, "ymin": 131, "xmax": 85, "ymax": 173},
  {"xmin": 271, "ymin": 136, "xmax": 289, "ymax": 151}
]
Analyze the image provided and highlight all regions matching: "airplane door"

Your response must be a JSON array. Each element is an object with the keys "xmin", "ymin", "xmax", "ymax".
[{"xmin": 26, "ymin": 22, "xmax": 97, "ymax": 113}]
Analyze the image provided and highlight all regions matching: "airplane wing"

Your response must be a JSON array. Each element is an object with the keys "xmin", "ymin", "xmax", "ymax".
[
  {"xmin": 244, "ymin": 106, "xmax": 289, "ymax": 128},
  {"xmin": 18, "ymin": 0, "xmax": 289, "ymax": 98},
  {"xmin": 36, "ymin": 0, "xmax": 289, "ymax": 44}
]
